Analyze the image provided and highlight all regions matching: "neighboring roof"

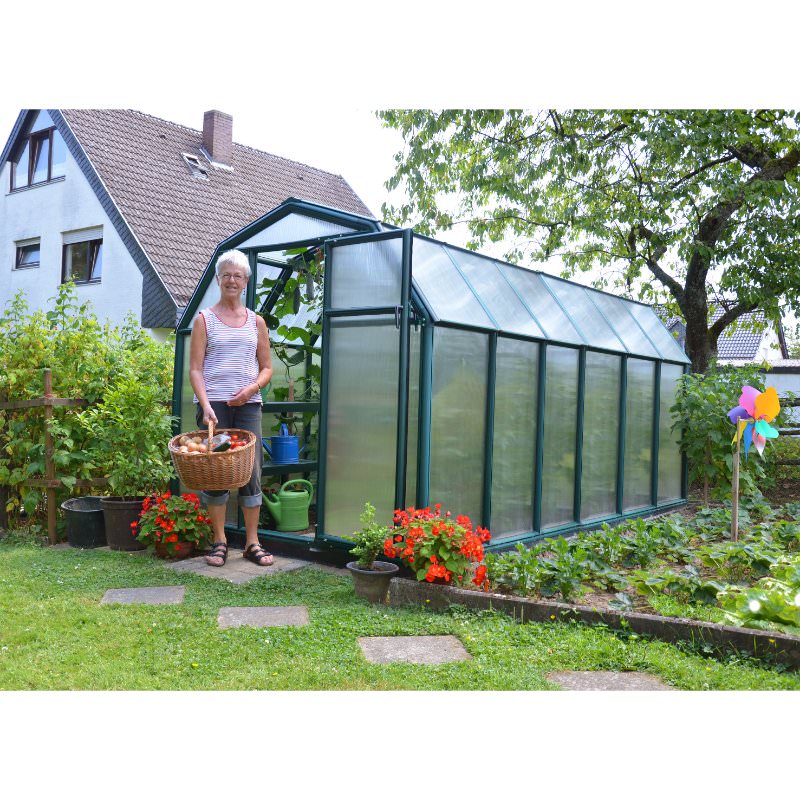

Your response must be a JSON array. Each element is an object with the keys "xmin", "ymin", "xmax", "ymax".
[
  {"xmin": 33, "ymin": 109, "xmax": 373, "ymax": 316},
  {"xmin": 660, "ymin": 308, "xmax": 786, "ymax": 361}
]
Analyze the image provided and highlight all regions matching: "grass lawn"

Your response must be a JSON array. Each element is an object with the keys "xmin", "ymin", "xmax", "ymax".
[{"xmin": 1, "ymin": 542, "xmax": 798, "ymax": 691}]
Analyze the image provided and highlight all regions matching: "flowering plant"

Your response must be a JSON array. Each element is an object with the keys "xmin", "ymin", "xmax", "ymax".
[
  {"xmin": 134, "ymin": 491, "xmax": 212, "ymax": 555},
  {"xmin": 384, "ymin": 504, "xmax": 491, "ymax": 590}
]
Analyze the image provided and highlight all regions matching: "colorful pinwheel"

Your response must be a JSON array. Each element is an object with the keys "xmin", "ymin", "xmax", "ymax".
[{"xmin": 727, "ymin": 385, "xmax": 781, "ymax": 458}]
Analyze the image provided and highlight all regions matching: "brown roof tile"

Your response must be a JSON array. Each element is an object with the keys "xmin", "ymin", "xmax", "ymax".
[{"xmin": 60, "ymin": 109, "xmax": 374, "ymax": 307}]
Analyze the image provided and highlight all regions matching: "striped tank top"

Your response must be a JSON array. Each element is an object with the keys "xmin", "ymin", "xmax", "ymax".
[{"xmin": 195, "ymin": 307, "xmax": 262, "ymax": 404}]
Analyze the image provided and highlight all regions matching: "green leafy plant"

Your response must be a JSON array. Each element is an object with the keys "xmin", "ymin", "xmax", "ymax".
[
  {"xmin": 344, "ymin": 502, "xmax": 393, "ymax": 569},
  {"xmin": 696, "ymin": 539, "xmax": 781, "ymax": 584},
  {"xmin": 384, "ymin": 504, "xmax": 491, "ymax": 588},
  {"xmin": 539, "ymin": 537, "xmax": 588, "ymax": 603},
  {"xmin": 719, "ymin": 555, "xmax": 800, "ymax": 635},
  {"xmin": 135, "ymin": 491, "xmax": 212, "ymax": 555},
  {"xmin": 485, "ymin": 542, "xmax": 553, "ymax": 596},
  {"xmin": 671, "ymin": 366, "xmax": 778, "ymax": 502},
  {"xmin": 0, "ymin": 286, "xmax": 175, "ymax": 522},
  {"xmin": 77, "ymin": 363, "xmax": 175, "ymax": 499}
]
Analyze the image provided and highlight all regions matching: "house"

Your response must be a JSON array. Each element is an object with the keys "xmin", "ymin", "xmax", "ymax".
[
  {"xmin": 0, "ymin": 109, "xmax": 373, "ymax": 339},
  {"xmin": 664, "ymin": 308, "xmax": 788, "ymax": 366}
]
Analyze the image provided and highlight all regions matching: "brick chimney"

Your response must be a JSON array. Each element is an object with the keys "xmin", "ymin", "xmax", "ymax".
[{"xmin": 202, "ymin": 110, "xmax": 233, "ymax": 166}]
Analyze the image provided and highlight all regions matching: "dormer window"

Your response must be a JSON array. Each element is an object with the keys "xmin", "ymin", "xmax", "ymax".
[
  {"xmin": 182, "ymin": 153, "xmax": 209, "ymax": 180},
  {"xmin": 10, "ymin": 110, "xmax": 67, "ymax": 191}
]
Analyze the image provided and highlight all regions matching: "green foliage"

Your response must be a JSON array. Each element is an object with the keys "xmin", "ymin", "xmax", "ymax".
[
  {"xmin": 379, "ymin": 109, "xmax": 800, "ymax": 372},
  {"xmin": 257, "ymin": 248, "xmax": 323, "ymax": 405},
  {"xmin": 719, "ymin": 554, "xmax": 800, "ymax": 635},
  {"xmin": 343, "ymin": 502, "xmax": 393, "ymax": 569},
  {"xmin": 0, "ymin": 284, "xmax": 175, "ymax": 521},
  {"xmin": 671, "ymin": 366, "xmax": 781, "ymax": 499}
]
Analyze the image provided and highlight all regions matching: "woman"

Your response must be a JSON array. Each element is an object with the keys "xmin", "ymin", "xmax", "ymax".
[{"xmin": 189, "ymin": 249, "xmax": 274, "ymax": 567}]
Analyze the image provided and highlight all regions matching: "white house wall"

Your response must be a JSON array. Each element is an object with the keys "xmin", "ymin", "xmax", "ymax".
[{"xmin": 0, "ymin": 147, "xmax": 145, "ymax": 332}]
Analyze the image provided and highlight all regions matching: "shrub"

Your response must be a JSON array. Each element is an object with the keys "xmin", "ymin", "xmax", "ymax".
[
  {"xmin": 672, "ymin": 366, "xmax": 786, "ymax": 501},
  {"xmin": 0, "ymin": 284, "xmax": 174, "ymax": 524}
]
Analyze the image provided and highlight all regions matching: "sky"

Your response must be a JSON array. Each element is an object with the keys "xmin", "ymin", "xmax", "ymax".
[{"xmin": 2, "ymin": 0, "xmax": 799, "ymax": 793}]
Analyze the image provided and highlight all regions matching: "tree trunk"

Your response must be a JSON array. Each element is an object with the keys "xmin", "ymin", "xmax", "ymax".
[{"xmin": 683, "ymin": 295, "xmax": 715, "ymax": 373}]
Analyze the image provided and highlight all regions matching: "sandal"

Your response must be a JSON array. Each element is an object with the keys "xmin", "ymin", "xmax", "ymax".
[
  {"xmin": 205, "ymin": 541, "xmax": 228, "ymax": 567},
  {"xmin": 243, "ymin": 543, "xmax": 274, "ymax": 567}
]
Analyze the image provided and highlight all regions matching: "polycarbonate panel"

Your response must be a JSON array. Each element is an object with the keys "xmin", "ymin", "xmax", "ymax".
[
  {"xmin": 543, "ymin": 277, "xmax": 626, "ymax": 352},
  {"xmin": 330, "ymin": 237, "xmax": 402, "ymax": 309},
  {"xmin": 412, "ymin": 238, "xmax": 494, "ymax": 328},
  {"xmin": 541, "ymin": 346, "xmax": 579, "ymax": 528},
  {"xmin": 405, "ymin": 322, "xmax": 421, "ymax": 506},
  {"xmin": 447, "ymin": 249, "xmax": 544, "ymax": 338},
  {"xmin": 590, "ymin": 292, "xmax": 660, "ymax": 358},
  {"xmin": 429, "ymin": 327, "xmax": 487, "ymax": 523},
  {"xmin": 658, "ymin": 364, "xmax": 684, "ymax": 502},
  {"xmin": 179, "ymin": 334, "xmax": 196, "ymax": 435},
  {"xmin": 500, "ymin": 266, "xmax": 584, "ymax": 344},
  {"xmin": 581, "ymin": 353, "xmax": 620, "ymax": 520},
  {"xmin": 491, "ymin": 338, "xmax": 538, "ymax": 538},
  {"xmin": 625, "ymin": 302, "xmax": 690, "ymax": 363},
  {"xmin": 624, "ymin": 358, "xmax": 655, "ymax": 510},
  {"xmin": 236, "ymin": 213, "xmax": 358, "ymax": 249},
  {"xmin": 323, "ymin": 316, "xmax": 398, "ymax": 537}
]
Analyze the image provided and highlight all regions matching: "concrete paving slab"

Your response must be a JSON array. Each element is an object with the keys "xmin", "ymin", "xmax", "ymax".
[
  {"xmin": 168, "ymin": 551, "xmax": 309, "ymax": 583},
  {"xmin": 101, "ymin": 586, "xmax": 185, "ymax": 605},
  {"xmin": 546, "ymin": 671, "xmax": 675, "ymax": 691},
  {"xmin": 358, "ymin": 635, "xmax": 472, "ymax": 664},
  {"xmin": 217, "ymin": 605, "xmax": 309, "ymax": 629}
]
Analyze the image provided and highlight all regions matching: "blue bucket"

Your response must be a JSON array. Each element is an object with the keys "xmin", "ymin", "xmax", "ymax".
[{"xmin": 263, "ymin": 424, "xmax": 307, "ymax": 464}]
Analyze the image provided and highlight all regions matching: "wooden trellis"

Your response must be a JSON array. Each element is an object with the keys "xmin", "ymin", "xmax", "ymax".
[{"xmin": 0, "ymin": 368, "xmax": 107, "ymax": 544}]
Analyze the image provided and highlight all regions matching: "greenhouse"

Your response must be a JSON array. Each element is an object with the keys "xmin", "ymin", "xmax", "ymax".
[{"xmin": 172, "ymin": 199, "xmax": 690, "ymax": 554}]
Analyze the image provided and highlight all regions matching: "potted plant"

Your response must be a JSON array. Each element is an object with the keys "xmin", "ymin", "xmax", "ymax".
[
  {"xmin": 77, "ymin": 370, "xmax": 175, "ymax": 550},
  {"xmin": 135, "ymin": 491, "xmax": 212, "ymax": 559},
  {"xmin": 384, "ymin": 503, "xmax": 492, "ymax": 590},
  {"xmin": 344, "ymin": 502, "xmax": 399, "ymax": 603}
]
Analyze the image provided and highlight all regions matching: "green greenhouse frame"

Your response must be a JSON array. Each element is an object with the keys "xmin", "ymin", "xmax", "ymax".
[{"xmin": 172, "ymin": 198, "xmax": 689, "ymax": 556}]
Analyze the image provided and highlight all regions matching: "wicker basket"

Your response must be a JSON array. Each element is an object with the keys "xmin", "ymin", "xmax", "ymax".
[{"xmin": 169, "ymin": 421, "xmax": 257, "ymax": 491}]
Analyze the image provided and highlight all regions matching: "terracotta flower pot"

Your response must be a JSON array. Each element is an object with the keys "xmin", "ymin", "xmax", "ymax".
[{"xmin": 154, "ymin": 540, "xmax": 196, "ymax": 560}]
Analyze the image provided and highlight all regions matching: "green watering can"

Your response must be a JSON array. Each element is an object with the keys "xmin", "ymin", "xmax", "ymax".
[{"xmin": 263, "ymin": 479, "xmax": 314, "ymax": 531}]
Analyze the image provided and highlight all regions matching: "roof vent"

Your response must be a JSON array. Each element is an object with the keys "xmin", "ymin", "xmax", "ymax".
[
  {"xmin": 202, "ymin": 109, "xmax": 233, "ymax": 167},
  {"xmin": 182, "ymin": 153, "xmax": 209, "ymax": 180}
]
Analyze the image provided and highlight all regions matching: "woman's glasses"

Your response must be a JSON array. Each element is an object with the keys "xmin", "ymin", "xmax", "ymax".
[{"xmin": 219, "ymin": 273, "xmax": 247, "ymax": 283}]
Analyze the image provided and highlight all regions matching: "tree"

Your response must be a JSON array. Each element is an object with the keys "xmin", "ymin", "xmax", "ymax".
[{"xmin": 378, "ymin": 110, "xmax": 800, "ymax": 372}]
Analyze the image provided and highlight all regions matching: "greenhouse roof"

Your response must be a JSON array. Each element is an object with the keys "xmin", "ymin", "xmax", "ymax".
[
  {"xmin": 182, "ymin": 199, "xmax": 688, "ymax": 364},
  {"xmin": 411, "ymin": 235, "xmax": 690, "ymax": 363}
]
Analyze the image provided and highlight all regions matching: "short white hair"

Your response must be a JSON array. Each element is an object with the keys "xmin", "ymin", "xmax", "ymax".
[{"xmin": 215, "ymin": 249, "xmax": 251, "ymax": 279}]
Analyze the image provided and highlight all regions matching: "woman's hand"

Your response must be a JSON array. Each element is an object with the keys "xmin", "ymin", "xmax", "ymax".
[
  {"xmin": 202, "ymin": 404, "xmax": 219, "ymax": 425},
  {"xmin": 227, "ymin": 383, "xmax": 259, "ymax": 407}
]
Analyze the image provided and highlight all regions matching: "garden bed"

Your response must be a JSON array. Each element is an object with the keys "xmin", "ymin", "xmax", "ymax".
[{"xmin": 387, "ymin": 577, "xmax": 800, "ymax": 668}]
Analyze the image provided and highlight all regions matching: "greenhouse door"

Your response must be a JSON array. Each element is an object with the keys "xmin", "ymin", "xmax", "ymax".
[{"xmin": 317, "ymin": 230, "xmax": 412, "ymax": 539}]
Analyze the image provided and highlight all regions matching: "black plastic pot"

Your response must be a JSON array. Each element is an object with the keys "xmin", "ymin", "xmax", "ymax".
[
  {"xmin": 100, "ymin": 497, "xmax": 146, "ymax": 551},
  {"xmin": 346, "ymin": 561, "xmax": 400, "ymax": 604},
  {"xmin": 61, "ymin": 496, "xmax": 107, "ymax": 548}
]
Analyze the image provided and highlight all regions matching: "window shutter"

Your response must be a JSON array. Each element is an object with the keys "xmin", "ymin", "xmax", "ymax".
[{"xmin": 62, "ymin": 227, "xmax": 103, "ymax": 245}]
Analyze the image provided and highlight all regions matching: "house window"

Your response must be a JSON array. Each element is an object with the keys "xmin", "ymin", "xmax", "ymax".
[
  {"xmin": 182, "ymin": 153, "xmax": 209, "ymax": 180},
  {"xmin": 15, "ymin": 240, "xmax": 41, "ymax": 269},
  {"xmin": 10, "ymin": 110, "xmax": 67, "ymax": 190},
  {"xmin": 63, "ymin": 238, "xmax": 103, "ymax": 284}
]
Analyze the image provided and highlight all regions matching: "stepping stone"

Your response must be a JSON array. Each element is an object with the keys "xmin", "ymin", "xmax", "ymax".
[
  {"xmin": 217, "ymin": 606, "xmax": 309, "ymax": 629},
  {"xmin": 358, "ymin": 635, "xmax": 472, "ymax": 665},
  {"xmin": 546, "ymin": 671, "xmax": 675, "ymax": 691},
  {"xmin": 101, "ymin": 586, "xmax": 185, "ymax": 605},
  {"xmin": 168, "ymin": 552, "xmax": 309, "ymax": 584}
]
